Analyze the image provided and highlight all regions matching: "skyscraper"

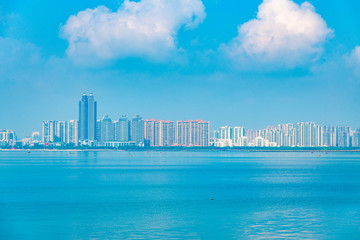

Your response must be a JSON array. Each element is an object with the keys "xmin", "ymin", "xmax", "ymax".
[
  {"xmin": 115, "ymin": 115, "xmax": 130, "ymax": 142},
  {"xmin": 42, "ymin": 121, "xmax": 56, "ymax": 143},
  {"xmin": 131, "ymin": 115, "xmax": 144, "ymax": 145},
  {"xmin": 144, "ymin": 119, "xmax": 156, "ymax": 146},
  {"xmin": 67, "ymin": 120, "xmax": 79, "ymax": 145},
  {"xmin": 220, "ymin": 126, "xmax": 233, "ymax": 140},
  {"xmin": 0, "ymin": 130, "xmax": 16, "ymax": 144},
  {"xmin": 79, "ymin": 93, "xmax": 97, "ymax": 141},
  {"xmin": 99, "ymin": 115, "xmax": 115, "ymax": 142},
  {"xmin": 144, "ymin": 120, "xmax": 175, "ymax": 147},
  {"xmin": 176, "ymin": 120, "xmax": 210, "ymax": 146},
  {"xmin": 96, "ymin": 120, "xmax": 101, "ymax": 141},
  {"xmin": 353, "ymin": 129, "xmax": 360, "ymax": 147},
  {"xmin": 296, "ymin": 122, "xmax": 316, "ymax": 147},
  {"xmin": 218, "ymin": 126, "xmax": 245, "ymax": 146},
  {"xmin": 161, "ymin": 121, "xmax": 175, "ymax": 146},
  {"xmin": 55, "ymin": 121, "xmax": 68, "ymax": 143},
  {"xmin": 42, "ymin": 120, "xmax": 77, "ymax": 144},
  {"xmin": 336, "ymin": 126, "xmax": 351, "ymax": 148}
]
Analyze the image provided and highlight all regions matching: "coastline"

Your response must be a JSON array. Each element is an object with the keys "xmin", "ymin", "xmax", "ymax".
[{"xmin": 1, "ymin": 148, "xmax": 360, "ymax": 153}]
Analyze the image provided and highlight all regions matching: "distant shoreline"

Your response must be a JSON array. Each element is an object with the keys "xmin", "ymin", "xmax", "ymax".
[{"xmin": 1, "ymin": 148, "xmax": 360, "ymax": 153}]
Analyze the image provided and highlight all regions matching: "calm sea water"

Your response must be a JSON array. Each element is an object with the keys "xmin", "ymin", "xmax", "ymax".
[{"xmin": 0, "ymin": 151, "xmax": 360, "ymax": 239}]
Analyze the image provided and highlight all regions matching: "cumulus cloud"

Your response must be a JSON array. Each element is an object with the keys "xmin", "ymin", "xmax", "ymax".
[
  {"xmin": 223, "ymin": 0, "xmax": 333, "ymax": 68},
  {"xmin": 61, "ymin": 0, "xmax": 205, "ymax": 64}
]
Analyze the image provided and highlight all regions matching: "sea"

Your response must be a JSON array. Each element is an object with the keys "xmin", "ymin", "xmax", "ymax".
[{"xmin": 0, "ymin": 151, "xmax": 360, "ymax": 239}]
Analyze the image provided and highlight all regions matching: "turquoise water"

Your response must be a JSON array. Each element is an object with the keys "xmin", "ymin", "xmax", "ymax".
[{"xmin": 0, "ymin": 151, "xmax": 360, "ymax": 239}]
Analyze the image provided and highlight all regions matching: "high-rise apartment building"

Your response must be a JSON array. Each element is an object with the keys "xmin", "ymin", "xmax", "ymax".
[
  {"xmin": 99, "ymin": 115, "xmax": 115, "ymax": 142},
  {"xmin": 245, "ymin": 129, "xmax": 258, "ymax": 144},
  {"xmin": 353, "ymin": 129, "xmax": 360, "ymax": 147},
  {"xmin": 296, "ymin": 122, "xmax": 317, "ymax": 147},
  {"xmin": 131, "ymin": 115, "xmax": 144, "ymax": 145},
  {"xmin": 96, "ymin": 120, "xmax": 101, "ymax": 141},
  {"xmin": 115, "ymin": 116, "xmax": 130, "ymax": 142},
  {"xmin": 336, "ymin": 126, "xmax": 351, "ymax": 148},
  {"xmin": 213, "ymin": 122, "xmax": 360, "ymax": 148},
  {"xmin": 144, "ymin": 119, "xmax": 156, "ymax": 146},
  {"xmin": 143, "ymin": 119, "xmax": 175, "ymax": 147},
  {"xmin": 42, "ymin": 121, "xmax": 56, "ymax": 143},
  {"xmin": 0, "ymin": 130, "xmax": 16, "ymax": 144},
  {"xmin": 161, "ymin": 121, "xmax": 175, "ymax": 146},
  {"xmin": 218, "ymin": 126, "xmax": 245, "ymax": 146},
  {"xmin": 67, "ymin": 120, "xmax": 79, "ymax": 145},
  {"xmin": 154, "ymin": 121, "xmax": 163, "ymax": 146},
  {"xmin": 42, "ymin": 120, "xmax": 78, "ymax": 144},
  {"xmin": 220, "ymin": 126, "xmax": 232, "ymax": 140},
  {"xmin": 55, "ymin": 121, "xmax": 68, "ymax": 143},
  {"xmin": 233, "ymin": 127, "xmax": 245, "ymax": 145},
  {"xmin": 275, "ymin": 124, "xmax": 296, "ymax": 147},
  {"xmin": 79, "ymin": 93, "xmax": 97, "ymax": 141},
  {"xmin": 176, "ymin": 120, "xmax": 209, "ymax": 146}
]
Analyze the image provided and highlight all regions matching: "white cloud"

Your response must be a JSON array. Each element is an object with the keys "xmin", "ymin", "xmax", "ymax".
[
  {"xmin": 223, "ymin": 0, "xmax": 333, "ymax": 68},
  {"xmin": 344, "ymin": 46, "xmax": 360, "ymax": 76},
  {"xmin": 346, "ymin": 46, "xmax": 360, "ymax": 65},
  {"xmin": 61, "ymin": 0, "xmax": 205, "ymax": 64}
]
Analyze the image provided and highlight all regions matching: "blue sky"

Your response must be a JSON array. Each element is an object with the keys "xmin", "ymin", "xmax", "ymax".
[{"xmin": 0, "ymin": 0, "xmax": 359, "ymax": 137}]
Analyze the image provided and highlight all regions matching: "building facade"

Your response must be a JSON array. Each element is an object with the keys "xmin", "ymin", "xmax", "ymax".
[
  {"xmin": 99, "ymin": 115, "xmax": 115, "ymax": 142},
  {"xmin": 176, "ymin": 120, "xmax": 210, "ymax": 146},
  {"xmin": 131, "ymin": 115, "xmax": 144, "ymax": 145},
  {"xmin": 79, "ymin": 93, "xmax": 97, "ymax": 141},
  {"xmin": 115, "ymin": 116, "xmax": 130, "ymax": 142},
  {"xmin": 0, "ymin": 130, "xmax": 16, "ymax": 145},
  {"xmin": 42, "ymin": 120, "xmax": 56, "ymax": 143}
]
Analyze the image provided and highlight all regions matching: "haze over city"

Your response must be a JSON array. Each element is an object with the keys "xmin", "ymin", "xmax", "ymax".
[{"xmin": 1, "ymin": 0, "xmax": 360, "ymax": 138}]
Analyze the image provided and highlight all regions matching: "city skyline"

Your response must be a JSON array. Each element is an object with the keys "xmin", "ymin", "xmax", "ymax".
[
  {"xmin": 1, "ymin": 93, "xmax": 359, "ymax": 148},
  {"xmin": 2, "ymin": 1, "xmax": 360, "ymax": 239},
  {"xmin": 3, "ymin": 90, "xmax": 360, "ymax": 139},
  {"xmin": 35, "ymin": 94, "xmax": 212, "ymax": 147},
  {"xmin": 0, "ymin": 0, "xmax": 359, "ymax": 138}
]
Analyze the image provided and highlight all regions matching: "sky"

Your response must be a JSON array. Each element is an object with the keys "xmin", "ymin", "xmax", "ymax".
[{"xmin": 0, "ymin": 0, "xmax": 359, "ymax": 137}]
